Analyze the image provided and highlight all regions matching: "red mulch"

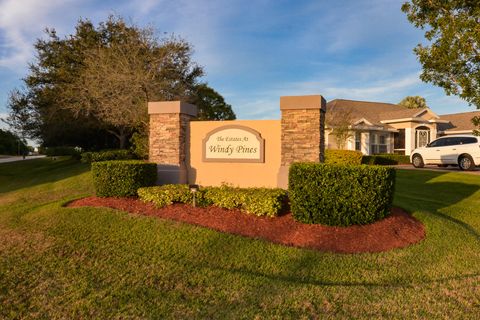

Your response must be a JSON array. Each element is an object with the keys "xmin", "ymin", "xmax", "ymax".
[{"xmin": 66, "ymin": 197, "xmax": 425, "ymax": 254}]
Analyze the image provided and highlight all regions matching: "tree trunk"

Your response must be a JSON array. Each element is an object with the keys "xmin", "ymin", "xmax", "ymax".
[
  {"xmin": 119, "ymin": 133, "xmax": 127, "ymax": 149},
  {"xmin": 107, "ymin": 128, "xmax": 128, "ymax": 149}
]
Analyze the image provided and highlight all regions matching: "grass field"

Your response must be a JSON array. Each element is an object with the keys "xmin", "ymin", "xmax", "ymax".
[{"xmin": 0, "ymin": 158, "xmax": 479, "ymax": 319}]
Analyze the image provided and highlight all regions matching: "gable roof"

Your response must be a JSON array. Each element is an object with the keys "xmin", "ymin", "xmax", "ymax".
[
  {"xmin": 326, "ymin": 99, "xmax": 429, "ymax": 127},
  {"xmin": 438, "ymin": 111, "xmax": 480, "ymax": 132}
]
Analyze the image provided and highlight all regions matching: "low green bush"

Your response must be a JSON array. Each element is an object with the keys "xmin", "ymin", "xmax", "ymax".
[
  {"xmin": 138, "ymin": 184, "xmax": 287, "ymax": 217},
  {"xmin": 45, "ymin": 146, "xmax": 82, "ymax": 159},
  {"xmin": 324, "ymin": 149, "xmax": 363, "ymax": 165},
  {"xmin": 362, "ymin": 154, "xmax": 410, "ymax": 165},
  {"xmin": 289, "ymin": 162, "xmax": 395, "ymax": 226},
  {"xmin": 138, "ymin": 184, "xmax": 211, "ymax": 208},
  {"xmin": 92, "ymin": 160, "xmax": 157, "ymax": 197},
  {"xmin": 81, "ymin": 149, "xmax": 137, "ymax": 163}
]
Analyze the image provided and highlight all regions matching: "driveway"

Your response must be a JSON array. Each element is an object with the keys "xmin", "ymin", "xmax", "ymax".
[
  {"xmin": 0, "ymin": 155, "xmax": 46, "ymax": 164},
  {"xmin": 394, "ymin": 164, "xmax": 480, "ymax": 175}
]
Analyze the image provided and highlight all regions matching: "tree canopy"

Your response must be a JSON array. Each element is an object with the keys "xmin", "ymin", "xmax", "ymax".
[
  {"xmin": 402, "ymin": 1, "xmax": 480, "ymax": 108},
  {"xmin": 6, "ymin": 16, "xmax": 235, "ymax": 149},
  {"xmin": 0, "ymin": 129, "xmax": 28, "ymax": 155},
  {"xmin": 191, "ymin": 84, "xmax": 236, "ymax": 121},
  {"xmin": 398, "ymin": 96, "xmax": 428, "ymax": 109}
]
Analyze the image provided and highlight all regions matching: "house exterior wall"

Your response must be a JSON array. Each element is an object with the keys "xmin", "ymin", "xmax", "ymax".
[{"xmin": 388, "ymin": 122, "xmax": 437, "ymax": 155}]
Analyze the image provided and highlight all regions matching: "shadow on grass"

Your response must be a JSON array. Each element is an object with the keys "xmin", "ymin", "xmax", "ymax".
[
  {"xmin": 0, "ymin": 157, "xmax": 90, "ymax": 194},
  {"xmin": 200, "ymin": 263, "xmax": 480, "ymax": 288},
  {"xmin": 180, "ymin": 169, "xmax": 480, "ymax": 292},
  {"xmin": 394, "ymin": 169, "xmax": 480, "ymax": 235}
]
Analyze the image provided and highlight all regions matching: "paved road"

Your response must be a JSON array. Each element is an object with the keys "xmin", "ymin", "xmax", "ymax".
[
  {"xmin": 0, "ymin": 155, "xmax": 46, "ymax": 164},
  {"xmin": 394, "ymin": 164, "xmax": 480, "ymax": 175}
]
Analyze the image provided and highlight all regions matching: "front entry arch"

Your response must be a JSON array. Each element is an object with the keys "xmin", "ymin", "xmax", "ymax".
[{"xmin": 415, "ymin": 126, "xmax": 430, "ymax": 148}]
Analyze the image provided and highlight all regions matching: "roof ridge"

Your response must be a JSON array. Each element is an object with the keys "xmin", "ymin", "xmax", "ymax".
[
  {"xmin": 441, "ymin": 110, "xmax": 480, "ymax": 116},
  {"xmin": 328, "ymin": 98, "xmax": 400, "ymax": 106}
]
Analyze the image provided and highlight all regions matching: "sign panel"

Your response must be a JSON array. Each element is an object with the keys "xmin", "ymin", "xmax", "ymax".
[{"xmin": 202, "ymin": 125, "xmax": 265, "ymax": 162}]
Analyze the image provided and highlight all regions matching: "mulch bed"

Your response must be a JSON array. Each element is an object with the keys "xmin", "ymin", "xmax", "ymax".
[{"xmin": 67, "ymin": 197, "xmax": 425, "ymax": 254}]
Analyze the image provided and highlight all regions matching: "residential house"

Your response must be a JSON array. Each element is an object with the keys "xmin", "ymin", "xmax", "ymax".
[{"xmin": 325, "ymin": 99, "xmax": 480, "ymax": 155}]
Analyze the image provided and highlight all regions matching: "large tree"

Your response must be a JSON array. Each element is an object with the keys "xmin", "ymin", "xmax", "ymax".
[
  {"xmin": 6, "ymin": 16, "xmax": 208, "ymax": 149},
  {"xmin": 63, "ymin": 19, "xmax": 204, "ymax": 148},
  {"xmin": 191, "ymin": 84, "xmax": 236, "ymax": 121},
  {"xmin": 402, "ymin": 1, "xmax": 480, "ymax": 108},
  {"xmin": 398, "ymin": 95, "xmax": 428, "ymax": 109},
  {"xmin": 6, "ymin": 19, "xmax": 115, "ymax": 149}
]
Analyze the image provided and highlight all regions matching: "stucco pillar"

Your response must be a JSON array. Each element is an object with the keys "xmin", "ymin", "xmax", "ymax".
[
  {"xmin": 148, "ymin": 101, "xmax": 197, "ymax": 184},
  {"xmin": 277, "ymin": 95, "xmax": 326, "ymax": 188},
  {"xmin": 405, "ymin": 128, "xmax": 413, "ymax": 156}
]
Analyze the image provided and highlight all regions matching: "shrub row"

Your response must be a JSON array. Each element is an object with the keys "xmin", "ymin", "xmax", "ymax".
[
  {"xmin": 138, "ymin": 184, "xmax": 287, "ymax": 217},
  {"xmin": 324, "ymin": 149, "xmax": 363, "ymax": 165},
  {"xmin": 362, "ymin": 154, "xmax": 410, "ymax": 165},
  {"xmin": 81, "ymin": 149, "xmax": 137, "ymax": 163},
  {"xmin": 289, "ymin": 162, "xmax": 395, "ymax": 226},
  {"xmin": 92, "ymin": 160, "xmax": 157, "ymax": 197},
  {"xmin": 44, "ymin": 146, "xmax": 82, "ymax": 159}
]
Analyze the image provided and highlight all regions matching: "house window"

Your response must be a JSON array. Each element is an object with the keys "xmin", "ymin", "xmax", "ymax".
[
  {"xmin": 379, "ymin": 135, "xmax": 386, "ymax": 145},
  {"xmin": 355, "ymin": 132, "xmax": 361, "ymax": 151},
  {"xmin": 370, "ymin": 133, "xmax": 388, "ymax": 154},
  {"xmin": 394, "ymin": 129, "xmax": 405, "ymax": 154}
]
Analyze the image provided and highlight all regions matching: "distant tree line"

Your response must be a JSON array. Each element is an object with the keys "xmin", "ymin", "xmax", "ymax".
[
  {"xmin": 6, "ymin": 16, "xmax": 235, "ymax": 152},
  {"xmin": 0, "ymin": 129, "xmax": 29, "ymax": 155}
]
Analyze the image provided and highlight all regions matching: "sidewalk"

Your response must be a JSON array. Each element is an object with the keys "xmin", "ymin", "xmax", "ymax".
[{"xmin": 0, "ymin": 155, "xmax": 46, "ymax": 164}]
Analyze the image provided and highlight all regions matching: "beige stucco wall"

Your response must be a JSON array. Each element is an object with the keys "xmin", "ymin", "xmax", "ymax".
[
  {"xmin": 187, "ymin": 120, "xmax": 281, "ymax": 188},
  {"xmin": 388, "ymin": 122, "xmax": 437, "ymax": 155}
]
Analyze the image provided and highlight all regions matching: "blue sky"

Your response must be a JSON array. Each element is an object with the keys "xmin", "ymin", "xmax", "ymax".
[{"xmin": 0, "ymin": 0, "xmax": 474, "ymax": 130}]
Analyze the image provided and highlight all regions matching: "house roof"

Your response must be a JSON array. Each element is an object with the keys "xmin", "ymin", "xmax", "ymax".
[
  {"xmin": 326, "ymin": 99, "xmax": 425, "ymax": 126},
  {"xmin": 438, "ymin": 111, "xmax": 480, "ymax": 132},
  {"xmin": 326, "ymin": 99, "xmax": 480, "ymax": 133}
]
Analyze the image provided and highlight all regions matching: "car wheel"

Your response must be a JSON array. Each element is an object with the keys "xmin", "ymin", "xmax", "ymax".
[
  {"xmin": 459, "ymin": 155, "xmax": 475, "ymax": 171},
  {"xmin": 412, "ymin": 154, "xmax": 424, "ymax": 168}
]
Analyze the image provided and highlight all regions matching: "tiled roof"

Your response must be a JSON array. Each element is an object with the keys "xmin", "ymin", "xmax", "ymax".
[
  {"xmin": 438, "ymin": 111, "xmax": 480, "ymax": 132},
  {"xmin": 326, "ymin": 99, "xmax": 479, "ymax": 133},
  {"xmin": 326, "ymin": 99, "xmax": 421, "ymax": 126}
]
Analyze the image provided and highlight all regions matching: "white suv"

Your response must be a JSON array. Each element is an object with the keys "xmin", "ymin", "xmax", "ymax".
[{"xmin": 410, "ymin": 135, "xmax": 480, "ymax": 171}]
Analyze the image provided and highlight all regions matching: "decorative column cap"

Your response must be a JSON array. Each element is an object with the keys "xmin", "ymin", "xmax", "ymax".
[
  {"xmin": 280, "ymin": 95, "xmax": 326, "ymax": 112},
  {"xmin": 148, "ymin": 101, "xmax": 198, "ymax": 117}
]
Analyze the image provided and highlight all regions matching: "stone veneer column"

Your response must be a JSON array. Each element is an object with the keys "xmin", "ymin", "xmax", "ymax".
[
  {"xmin": 277, "ymin": 95, "xmax": 326, "ymax": 188},
  {"xmin": 148, "ymin": 101, "xmax": 197, "ymax": 184}
]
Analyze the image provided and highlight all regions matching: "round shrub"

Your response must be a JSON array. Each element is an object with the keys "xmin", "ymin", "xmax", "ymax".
[
  {"xmin": 92, "ymin": 160, "xmax": 157, "ymax": 197},
  {"xmin": 289, "ymin": 162, "xmax": 395, "ymax": 226}
]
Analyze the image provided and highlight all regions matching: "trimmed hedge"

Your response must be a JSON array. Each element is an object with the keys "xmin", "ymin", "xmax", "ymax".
[
  {"xmin": 81, "ymin": 149, "xmax": 136, "ymax": 163},
  {"xmin": 138, "ymin": 184, "xmax": 287, "ymax": 217},
  {"xmin": 92, "ymin": 160, "xmax": 157, "ymax": 197},
  {"xmin": 324, "ymin": 149, "xmax": 363, "ymax": 165},
  {"xmin": 362, "ymin": 154, "xmax": 411, "ymax": 165},
  {"xmin": 289, "ymin": 162, "xmax": 395, "ymax": 226}
]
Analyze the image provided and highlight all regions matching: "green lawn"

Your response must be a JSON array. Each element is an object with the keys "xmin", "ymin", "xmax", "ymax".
[{"xmin": 0, "ymin": 158, "xmax": 479, "ymax": 319}]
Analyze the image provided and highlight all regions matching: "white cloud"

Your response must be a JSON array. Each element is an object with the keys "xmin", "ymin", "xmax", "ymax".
[
  {"xmin": 0, "ymin": 112, "xmax": 8, "ymax": 130},
  {"xmin": 0, "ymin": 0, "xmax": 69, "ymax": 69}
]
